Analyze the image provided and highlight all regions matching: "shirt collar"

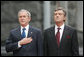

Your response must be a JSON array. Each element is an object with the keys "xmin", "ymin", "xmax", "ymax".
[
  {"xmin": 55, "ymin": 23, "xmax": 65, "ymax": 30},
  {"xmin": 21, "ymin": 24, "xmax": 29, "ymax": 31}
]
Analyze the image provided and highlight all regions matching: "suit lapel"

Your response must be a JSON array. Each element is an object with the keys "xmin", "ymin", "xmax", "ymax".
[
  {"xmin": 14, "ymin": 26, "xmax": 33, "ymax": 40},
  {"xmin": 14, "ymin": 26, "xmax": 22, "ymax": 40},
  {"xmin": 50, "ymin": 26, "xmax": 58, "ymax": 46},
  {"xmin": 60, "ymin": 25, "xmax": 68, "ymax": 46},
  {"xmin": 27, "ymin": 26, "xmax": 33, "ymax": 38}
]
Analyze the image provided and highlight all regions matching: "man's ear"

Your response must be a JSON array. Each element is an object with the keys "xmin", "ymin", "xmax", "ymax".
[
  {"xmin": 63, "ymin": 17, "xmax": 66, "ymax": 22},
  {"xmin": 29, "ymin": 17, "xmax": 31, "ymax": 21}
]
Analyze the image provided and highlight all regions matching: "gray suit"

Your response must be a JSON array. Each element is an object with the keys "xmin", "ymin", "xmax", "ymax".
[
  {"xmin": 44, "ymin": 25, "xmax": 79, "ymax": 56},
  {"xmin": 6, "ymin": 26, "xmax": 43, "ymax": 56}
]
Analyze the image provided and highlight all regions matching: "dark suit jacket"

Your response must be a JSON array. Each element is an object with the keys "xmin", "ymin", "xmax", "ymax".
[
  {"xmin": 6, "ymin": 26, "xmax": 43, "ymax": 56},
  {"xmin": 44, "ymin": 25, "xmax": 79, "ymax": 56}
]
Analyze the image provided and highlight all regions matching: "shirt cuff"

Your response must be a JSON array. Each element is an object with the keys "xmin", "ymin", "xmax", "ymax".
[{"xmin": 18, "ymin": 41, "xmax": 21, "ymax": 48}]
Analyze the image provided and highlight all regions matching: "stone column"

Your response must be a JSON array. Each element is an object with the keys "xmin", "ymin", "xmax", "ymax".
[
  {"xmin": 43, "ymin": 1, "xmax": 51, "ymax": 30},
  {"xmin": 59, "ymin": 1, "xmax": 68, "ymax": 25}
]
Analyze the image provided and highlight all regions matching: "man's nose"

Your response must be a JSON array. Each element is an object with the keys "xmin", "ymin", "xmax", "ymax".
[
  {"xmin": 21, "ymin": 17, "xmax": 25, "ymax": 19},
  {"xmin": 56, "ymin": 14, "xmax": 59, "ymax": 17}
]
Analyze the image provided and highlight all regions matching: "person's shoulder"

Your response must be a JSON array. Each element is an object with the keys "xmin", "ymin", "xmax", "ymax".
[
  {"xmin": 44, "ymin": 26, "xmax": 54, "ymax": 32},
  {"xmin": 30, "ymin": 26, "xmax": 41, "ymax": 32},
  {"xmin": 10, "ymin": 26, "xmax": 20, "ymax": 32},
  {"xmin": 65, "ymin": 25, "xmax": 76, "ymax": 31}
]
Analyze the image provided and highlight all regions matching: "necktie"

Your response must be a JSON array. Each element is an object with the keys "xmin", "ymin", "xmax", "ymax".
[
  {"xmin": 21, "ymin": 28, "xmax": 26, "ymax": 38},
  {"xmin": 56, "ymin": 28, "xmax": 61, "ymax": 47}
]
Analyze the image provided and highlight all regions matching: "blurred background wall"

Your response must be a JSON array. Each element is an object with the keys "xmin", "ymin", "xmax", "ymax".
[{"xmin": 1, "ymin": 1, "xmax": 83, "ymax": 56}]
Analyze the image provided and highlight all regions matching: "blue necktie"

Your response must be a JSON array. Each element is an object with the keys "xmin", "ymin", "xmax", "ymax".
[{"xmin": 21, "ymin": 28, "xmax": 26, "ymax": 38}]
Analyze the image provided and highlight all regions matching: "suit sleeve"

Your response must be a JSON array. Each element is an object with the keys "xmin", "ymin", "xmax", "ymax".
[
  {"xmin": 37, "ymin": 30, "xmax": 43, "ymax": 56},
  {"xmin": 5, "ymin": 31, "xmax": 20, "ymax": 52},
  {"xmin": 72, "ymin": 30, "xmax": 79, "ymax": 56},
  {"xmin": 43, "ymin": 30, "xmax": 48, "ymax": 56}
]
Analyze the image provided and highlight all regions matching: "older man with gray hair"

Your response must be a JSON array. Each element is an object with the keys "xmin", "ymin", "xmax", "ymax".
[{"xmin": 6, "ymin": 9, "xmax": 43, "ymax": 56}]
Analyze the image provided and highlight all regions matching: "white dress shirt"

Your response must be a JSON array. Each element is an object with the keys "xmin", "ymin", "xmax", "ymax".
[
  {"xmin": 55, "ymin": 23, "xmax": 65, "ymax": 42},
  {"xmin": 21, "ymin": 24, "xmax": 29, "ymax": 38},
  {"xmin": 18, "ymin": 24, "xmax": 29, "ymax": 48}
]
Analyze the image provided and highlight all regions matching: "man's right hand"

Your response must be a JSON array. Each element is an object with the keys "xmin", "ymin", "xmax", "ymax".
[{"xmin": 19, "ymin": 37, "xmax": 32, "ymax": 46}]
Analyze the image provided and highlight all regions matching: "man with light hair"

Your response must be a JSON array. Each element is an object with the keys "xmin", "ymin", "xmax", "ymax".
[
  {"xmin": 18, "ymin": 9, "xmax": 31, "ymax": 17},
  {"xmin": 6, "ymin": 9, "xmax": 43, "ymax": 56}
]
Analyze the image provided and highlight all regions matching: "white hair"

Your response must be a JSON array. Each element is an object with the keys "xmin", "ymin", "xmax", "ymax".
[{"xmin": 18, "ymin": 9, "xmax": 31, "ymax": 17}]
